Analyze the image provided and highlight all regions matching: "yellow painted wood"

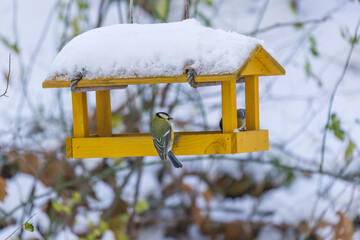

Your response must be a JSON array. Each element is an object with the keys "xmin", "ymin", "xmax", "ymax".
[
  {"xmin": 221, "ymin": 80, "xmax": 238, "ymax": 133},
  {"xmin": 66, "ymin": 138, "xmax": 73, "ymax": 158},
  {"xmin": 255, "ymin": 47, "xmax": 286, "ymax": 75},
  {"xmin": 245, "ymin": 75, "xmax": 260, "ymax": 130},
  {"xmin": 241, "ymin": 56, "xmax": 271, "ymax": 76},
  {"xmin": 42, "ymin": 45, "xmax": 285, "ymax": 89},
  {"xmin": 65, "ymin": 130, "xmax": 269, "ymax": 158},
  {"xmin": 96, "ymin": 90, "xmax": 112, "ymax": 137},
  {"xmin": 236, "ymin": 45, "xmax": 285, "ymax": 77},
  {"xmin": 42, "ymin": 74, "xmax": 238, "ymax": 88},
  {"xmin": 72, "ymin": 92, "xmax": 89, "ymax": 137},
  {"xmin": 235, "ymin": 130, "xmax": 268, "ymax": 152}
]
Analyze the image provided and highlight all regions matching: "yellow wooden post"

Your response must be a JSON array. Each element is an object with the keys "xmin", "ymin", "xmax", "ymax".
[
  {"xmin": 72, "ymin": 92, "xmax": 89, "ymax": 137},
  {"xmin": 221, "ymin": 80, "xmax": 237, "ymax": 133},
  {"xmin": 96, "ymin": 90, "xmax": 112, "ymax": 137},
  {"xmin": 245, "ymin": 75, "xmax": 259, "ymax": 130}
]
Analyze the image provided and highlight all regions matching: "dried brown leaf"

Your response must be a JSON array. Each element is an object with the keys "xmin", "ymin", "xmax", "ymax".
[
  {"xmin": 181, "ymin": 182, "xmax": 192, "ymax": 195},
  {"xmin": 40, "ymin": 158, "xmax": 62, "ymax": 187},
  {"xmin": 0, "ymin": 177, "xmax": 7, "ymax": 201},
  {"xmin": 333, "ymin": 212, "xmax": 353, "ymax": 240},
  {"xmin": 203, "ymin": 189, "xmax": 213, "ymax": 204},
  {"xmin": 192, "ymin": 206, "xmax": 202, "ymax": 226},
  {"xmin": 224, "ymin": 221, "xmax": 248, "ymax": 240},
  {"xmin": 19, "ymin": 152, "xmax": 40, "ymax": 176}
]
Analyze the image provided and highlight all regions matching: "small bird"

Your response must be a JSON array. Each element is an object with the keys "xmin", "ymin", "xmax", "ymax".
[
  {"xmin": 219, "ymin": 108, "xmax": 246, "ymax": 131},
  {"xmin": 151, "ymin": 112, "xmax": 183, "ymax": 168}
]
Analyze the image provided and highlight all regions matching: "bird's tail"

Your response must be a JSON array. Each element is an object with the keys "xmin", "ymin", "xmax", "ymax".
[{"xmin": 168, "ymin": 151, "xmax": 183, "ymax": 168}]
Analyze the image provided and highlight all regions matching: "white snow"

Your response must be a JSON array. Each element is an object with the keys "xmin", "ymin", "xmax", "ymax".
[{"xmin": 46, "ymin": 19, "xmax": 262, "ymax": 81}]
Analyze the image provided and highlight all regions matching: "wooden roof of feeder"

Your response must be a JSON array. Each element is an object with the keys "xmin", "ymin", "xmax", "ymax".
[{"xmin": 42, "ymin": 19, "xmax": 284, "ymax": 89}]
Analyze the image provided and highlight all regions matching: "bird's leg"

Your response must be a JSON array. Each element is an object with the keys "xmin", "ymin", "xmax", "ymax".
[{"xmin": 174, "ymin": 135, "xmax": 181, "ymax": 147}]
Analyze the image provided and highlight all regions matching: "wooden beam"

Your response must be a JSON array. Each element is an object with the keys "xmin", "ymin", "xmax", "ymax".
[
  {"xmin": 42, "ymin": 74, "xmax": 238, "ymax": 89},
  {"xmin": 65, "ymin": 130, "xmax": 269, "ymax": 158},
  {"xmin": 96, "ymin": 90, "xmax": 112, "ymax": 137},
  {"xmin": 221, "ymin": 80, "xmax": 237, "ymax": 133},
  {"xmin": 235, "ymin": 130, "xmax": 268, "ymax": 152},
  {"xmin": 72, "ymin": 92, "xmax": 89, "ymax": 137},
  {"xmin": 245, "ymin": 75, "xmax": 260, "ymax": 130}
]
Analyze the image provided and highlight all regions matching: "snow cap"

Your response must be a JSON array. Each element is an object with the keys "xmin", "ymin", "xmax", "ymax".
[{"xmin": 47, "ymin": 19, "xmax": 263, "ymax": 81}]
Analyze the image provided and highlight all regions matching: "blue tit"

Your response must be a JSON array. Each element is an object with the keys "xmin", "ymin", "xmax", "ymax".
[
  {"xmin": 219, "ymin": 108, "xmax": 246, "ymax": 132},
  {"xmin": 150, "ymin": 112, "xmax": 183, "ymax": 168}
]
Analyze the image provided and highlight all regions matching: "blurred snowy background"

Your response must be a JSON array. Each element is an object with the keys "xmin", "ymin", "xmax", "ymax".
[{"xmin": 0, "ymin": 0, "xmax": 360, "ymax": 239}]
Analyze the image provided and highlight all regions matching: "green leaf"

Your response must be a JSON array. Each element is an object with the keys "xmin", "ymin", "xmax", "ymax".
[
  {"xmin": 289, "ymin": 1, "xmax": 297, "ymax": 13},
  {"xmin": 345, "ymin": 140, "xmax": 355, "ymax": 161},
  {"xmin": 112, "ymin": 114, "xmax": 123, "ymax": 127},
  {"xmin": 327, "ymin": 113, "xmax": 345, "ymax": 141},
  {"xmin": 271, "ymin": 157, "xmax": 280, "ymax": 166},
  {"xmin": 198, "ymin": 12, "xmax": 211, "ymax": 27},
  {"xmin": 119, "ymin": 234, "xmax": 129, "ymax": 240},
  {"xmin": 349, "ymin": 35, "xmax": 359, "ymax": 45},
  {"xmin": 202, "ymin": 0, "xmax": 213, "ymax": 6},
  {"xmin": 334, "ymin": 129, "xmax": 345, "ymax": 141},
  {"xmin": 309, "ymin": 36, "xmax": 319, "ymax": 57},
  {"xmin": 305, "ymin": 61, "xmax": 311, "ymax": 77},
  {"xmin": 155, "ymin": 0, "xmax": 169, "ymax": 22},
  {"xmin": 119, "ymin": 214, "xmax": 129, "ymax": 223},
  {"xmin": 93, "ymin": 228, "xmax": 101, "ymax": 236},
  {"xmin": 294, "ymin": 23, "xmax": 303, "ymax": 29},
  {"xmin": 72, "ymin": 191, "xmax": 81, "ymax": 204},
  {"xmin": 99, "ymin": 219, "xmax": 109, "ymax": 232},
  {"xmin": 134, "ymin": 200, "xmax": 149, "ymax": 214},
  {"xmin": 285, "ymin": 170, "xmax": 295, "ymax": 186},
  {"xmin": 0, "ymin": 37, "xmax": 19, "ymax": 53},
  {"xmin": 52, "ymin": 201, "xmax": 63, "ymax": 212},
  {"xmin": 304, "ymin": 59, "xmax": 322, "ymax": 87},
  {"xmin": 24, "ymin": 222, "xmax": 35, "ymax": 232},
  {"xmin": 63, "ymin": 206, "xmax": 72, "ymax": 215}
]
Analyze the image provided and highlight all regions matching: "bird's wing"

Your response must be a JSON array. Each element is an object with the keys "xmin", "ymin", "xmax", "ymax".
[{"xmin": 153, "ymin": 125, "xmax": 172, "ymax": 160}]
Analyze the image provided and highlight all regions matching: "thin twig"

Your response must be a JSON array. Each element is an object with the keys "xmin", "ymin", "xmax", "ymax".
[
  {"xmin": 0, "ymin": 53, "xmax": 11, "ymax": 98},
  {"xmin": 320, "ymin": 17, "xmax": 360, "ymax": 172},
  {"xmin": 250, "ymin": 0, "xmax": 269, "ymax": 37},
  {"xmin": 245, "ymin": 16, "xmax": 330, "ymax": 36},
  {"xmin": 96, "ymin": 0, "xmax": 106, "ymax": 27},
  {"xmin": 127, "ymin": 157, "xmax": 143, "ymax": 239},
  {"xmin": 130, "ymin": 0, "xmax": 134, "ymax": 23},
  {"xmin": 2, "ymin": 155, "xmax": 360, "ymax": 223},
  {"xmin": 5, "ymin": 212, "xmax": 37, "ymax": 240}
]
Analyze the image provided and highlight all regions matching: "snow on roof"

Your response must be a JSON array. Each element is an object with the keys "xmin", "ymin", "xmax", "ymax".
[{"xmin": 47, "ymin": 19, "xmax": 263, "ymax": 81}]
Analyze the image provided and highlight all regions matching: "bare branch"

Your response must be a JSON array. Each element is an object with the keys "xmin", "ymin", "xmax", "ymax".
[
  {"xmin": 0, "ymin": 53, "xmax": 11, "ymax": 98},
  {"xmin": 5, "ymin": 212, "xmax": 37, "ymax": 240},
  {"xmin": 320, "ymin": 17, "xmax": 360, "ymax": 172},
  {"xmin": 245, "ymin": 16, "xmax": 330, "ymax": 36},
  {"xmin": 96, "ymin": 0, "xmax": 106, "ymax": 28},
  {"xmin": 127, "ymin": 157, "xmax": 143, "ymax": 239}
]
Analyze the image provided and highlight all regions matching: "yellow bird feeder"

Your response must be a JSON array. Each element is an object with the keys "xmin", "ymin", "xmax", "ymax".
[{"xmin": 42, "ymin": 20, "xmax": 285, "ymax": 159}]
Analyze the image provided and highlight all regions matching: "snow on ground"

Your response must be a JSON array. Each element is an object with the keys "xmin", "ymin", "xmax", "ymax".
[{"xmin": 47, "ymin": 19, "xmax": 262, "ymax": 80}]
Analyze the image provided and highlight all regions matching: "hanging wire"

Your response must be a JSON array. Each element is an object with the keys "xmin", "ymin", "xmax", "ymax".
[
  {"xmin": 184, "ymin": 0, "xmax": 190, "ymax": 19},
  {"xmin": 130, "ymin": 0, "xmax": 134, "ymax": 23}
]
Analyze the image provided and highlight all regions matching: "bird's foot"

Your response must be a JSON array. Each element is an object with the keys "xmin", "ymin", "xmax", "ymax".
[{"xmin": 174, "ymin": 135, "xmax": 181, "ymax": 147}]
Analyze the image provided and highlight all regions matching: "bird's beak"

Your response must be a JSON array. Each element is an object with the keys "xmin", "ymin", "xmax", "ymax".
[{"xmin": 168, "ymin": 117, "xmax": 173, "ymax": 120}]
